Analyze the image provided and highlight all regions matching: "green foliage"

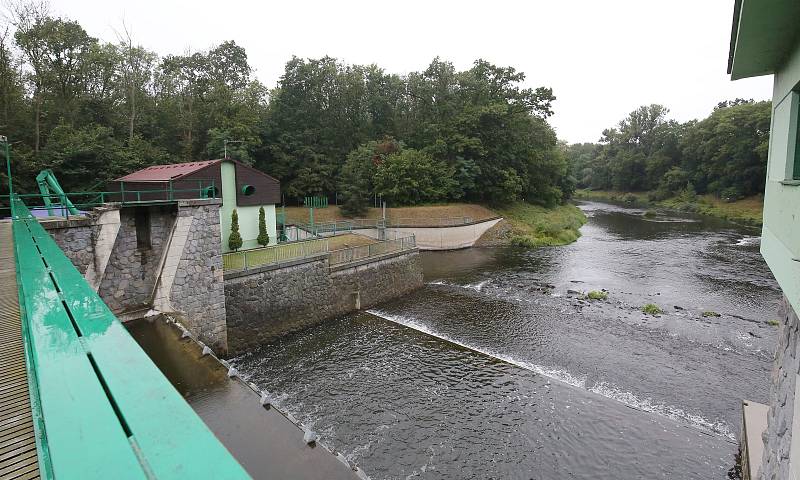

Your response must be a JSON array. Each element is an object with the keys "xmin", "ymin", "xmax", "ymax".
[
  {"xmin": 228, "ymin": 209, "xmax": 243, "ymax": 251},
  {"xmin": 566, "ymin": 101, "xmax": 771, "ymax": 205},
  {"xmin": 257, "ymin": 206, "xmax": 269, "ymax": 246},
  {"xmin": 702, "ymin": 311, "xmax": 721, "ymax": 317},
  {"xmin": 767, "ymin": 319, "xmax": 780, "ymax": 327},
  {"xmin": 587, "ymin": 290, "xmax": 608, "ymax": 300},
  {"xmin": 641, "ymin": 303, "xmax": 663, "ymax": 315},
  {"xmin": 338, "ymin": 138, "xmax": 398, "ymax": 216},
  {"xmin": 0, "ymin": 9, "xmax": 575, "ymax": 207},
  {"xmin": 373, "ymin": 149, "xmax": 457, "ymax": 205},
  {"xmin": 643, "ymin": 210, "xmax": 657, "ymax": 218}
]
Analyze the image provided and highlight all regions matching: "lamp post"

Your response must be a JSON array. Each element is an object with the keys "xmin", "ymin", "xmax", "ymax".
[
  {"xmin": 0, "ymin": 136, "xmax": 10, "ymax": 218},
  {"xmin": 223, "ymin": 139, "xmax": 244, "ymax": 160},
  {"xmin": 1, "ymin": 135, "xmax": 10, "ymax": 197}
]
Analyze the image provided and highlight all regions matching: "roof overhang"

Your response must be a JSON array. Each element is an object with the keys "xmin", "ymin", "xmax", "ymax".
[{"xmin": 728, "ymin": 0, "xmax": 800, "ymax": 80}]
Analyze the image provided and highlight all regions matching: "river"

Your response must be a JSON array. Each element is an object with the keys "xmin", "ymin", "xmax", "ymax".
[{"xmin": 229, "ymin": 201, "xmax": 779, "ymax": 479}]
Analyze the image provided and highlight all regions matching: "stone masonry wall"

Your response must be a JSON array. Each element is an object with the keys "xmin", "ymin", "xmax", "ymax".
[
  {"xmin": 165, "ymin": 201, "xmax": 228, "ymax": 354},
  {"xmin": 760, "ymin": 295, "xmax": 800, "ymax": 479},
  {"xmin": 224, "ymin": 250, "xmax": 423, "ymax": 355},
  {"xmin": 98, "ymin": 205, "xmax": 176, "ymax": 313},
  {"xmin": 47, "ymin": 221, "xmax": 94, "ymax": 274}
]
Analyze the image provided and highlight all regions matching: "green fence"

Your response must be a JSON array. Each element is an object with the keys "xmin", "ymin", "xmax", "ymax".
[
  {"xmin": 328, "ymin": 235, "xmax": 416, "ymax": 266},
  {"xmin": 223, "ymin": 238, "xmax": 329, "ymax": 271}
]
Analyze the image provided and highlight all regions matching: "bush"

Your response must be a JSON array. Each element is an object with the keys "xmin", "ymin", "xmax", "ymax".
[
  {"xmin": 701, "ymin": 311, "xmax": 721, "ymax": 317},
  {"xmin": 641, "ymin": 303, "xmax": 662, "ymax": 315},
  {"xmin": 228, "ymin": 209, "xmax": 243, "ymax": 251},
  {"xmin": 257, "ymin": 206, "xmax": 269, "ymax": 246},
  {"xmin": 767, "ymin": 319, "xmax": 780, "ymax": 327},
  {"xmin": 587, "ymin": 290, "xmax": 608, "ymax": 300},
  {"xmin": 720, "ymin": 186, "xmax": 744, "ymax": 203},
  {"xmin": 622, "ymin": 193, "xmax": 638, "ymax": 204},
  {"xmin": 643, "ymin": 210, "xmax": 657, "ymax": 218}
]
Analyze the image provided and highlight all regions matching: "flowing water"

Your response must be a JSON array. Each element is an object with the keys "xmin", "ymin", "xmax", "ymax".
[{"xmin": 231, "ymin": 201, "xmax": 780, "ymax": 479}]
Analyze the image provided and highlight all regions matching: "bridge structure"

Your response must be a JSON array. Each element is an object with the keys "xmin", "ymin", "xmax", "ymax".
[{"xmin": 0, "ymin": 196, "xmax": 250, "ymax": 479}]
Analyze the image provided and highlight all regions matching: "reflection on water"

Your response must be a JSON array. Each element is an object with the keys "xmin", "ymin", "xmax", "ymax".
[{"xmin": 232, "ymin": 201, "xmax": 779, "ymax": 479}]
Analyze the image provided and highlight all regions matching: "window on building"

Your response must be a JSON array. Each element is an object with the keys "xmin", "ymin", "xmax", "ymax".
[
  {"xmin": 134, "ymin": 207, "xmax": 151, "ymax": 249},
  {"xmin": 241, "ymin": 184, "xmax": 255, "ymax": 196}
]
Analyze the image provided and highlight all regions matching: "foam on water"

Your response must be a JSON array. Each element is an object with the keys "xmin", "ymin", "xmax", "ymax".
[
  {"xmin": 735, "ymin": 236, "xmax": 760, "ymax": 247},
  {"xmin": 427, "ymin": 279, "xmax": 490, "ymax": 292},
  {"xmin": 367, "ymin": 309, "xmax": 735, "ymax": 442}
]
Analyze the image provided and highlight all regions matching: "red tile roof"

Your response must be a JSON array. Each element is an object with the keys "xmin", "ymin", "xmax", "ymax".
[{"xmin": 115, "ymin": 160, "xmax": 222, "ymax": 182}]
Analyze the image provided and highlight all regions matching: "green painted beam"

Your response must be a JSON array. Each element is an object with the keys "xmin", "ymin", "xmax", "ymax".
[{"xmin": 12, "ymin": 198, "xmax": 251, "ymax": 479}]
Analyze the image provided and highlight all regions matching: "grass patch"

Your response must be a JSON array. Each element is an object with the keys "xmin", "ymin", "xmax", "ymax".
[
  {"xmin": 587, "ymin": 290, "xmax": 608, "ymax": 301},
  {"xmin": 495, "ymin": 202, "xmax": 587, "ymax": 247},
  {"xmin": 767, "ymin": 319, "xmax": 780, "ymax": 327},
  {"xmin": 643, "ymin": 209, "xmax": 657, "ymax": 218},
  {"xmin": 701, "ymin": 311, "xmax": 721, "ymax": 318},
  {"xmin": 641, "ymin": 303, "xmax": 663, "ymax": 315}
]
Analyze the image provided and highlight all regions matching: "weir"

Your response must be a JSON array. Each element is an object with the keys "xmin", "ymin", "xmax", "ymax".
[{"xmin": 1, "ymin": 197, "xmax": 249, "ymax": 479}]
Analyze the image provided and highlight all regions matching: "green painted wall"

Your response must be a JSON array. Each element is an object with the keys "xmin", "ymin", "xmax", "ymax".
[
  {"xmin": 220, "ymin": 161, "xmax": 278, "ymax": 253},
  {"xmin": 762, "ymin": 34, "xmax": 800, "ymax": 314}
]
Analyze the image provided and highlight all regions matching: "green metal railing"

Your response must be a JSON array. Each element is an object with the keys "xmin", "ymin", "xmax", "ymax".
[
  {"xmin": 223, "ymin": 238, "xmax": 329, "ymax": 271},
  {"xmin": 2, "ymin": 181, "xmax": 218, "ymax": 219},
  {"xmin": 328, "ymin": 235, "xmax": 416, "ymax": 266},
  {"xmin": 10, "ymin": 195, "xmax": 249, "ymax": 479}
]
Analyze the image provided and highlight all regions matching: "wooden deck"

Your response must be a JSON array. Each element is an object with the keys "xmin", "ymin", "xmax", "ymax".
[{"xmin": 0, "ymin": 222, "xmax": 39, "ymax": 480}]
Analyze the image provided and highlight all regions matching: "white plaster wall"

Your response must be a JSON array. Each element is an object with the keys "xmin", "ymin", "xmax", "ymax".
[{"xmin": 359, "ymin": 218, "xmax": 502, "ymax": 250}]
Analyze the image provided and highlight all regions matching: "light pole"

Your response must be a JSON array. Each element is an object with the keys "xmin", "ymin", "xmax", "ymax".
[
  {"xmin": 223, "ymin": 139, "xmax": 244, "ymax": 160},
  {"xmin": 0, "ymin": 136, "xmax": 10, "ymax": 218}
]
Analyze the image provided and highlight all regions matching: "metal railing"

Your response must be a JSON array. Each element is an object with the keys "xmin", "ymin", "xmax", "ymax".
[
  {"xmin": 328, "ymin": 235, "xmax": 416, "ymax": 266},
  {"xmin": 294, "ymin": 217, "xmax": 474, "ymax": 237},
  {"xmin": 387, "ymin": 216, "xmax": 473, "ymax": 227},
  {"xmin": 1, "ymin": 181, "xmax": 218, "ymax": 219},
  {"xmin": 222, "ymin": 238, "xmax": 329, "ymax": 271}
]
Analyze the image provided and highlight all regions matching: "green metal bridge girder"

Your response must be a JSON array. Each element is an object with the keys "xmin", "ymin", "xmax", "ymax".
[{"xmin": 11, "ymin": 197, "xmax": 250, "ymax": 479}]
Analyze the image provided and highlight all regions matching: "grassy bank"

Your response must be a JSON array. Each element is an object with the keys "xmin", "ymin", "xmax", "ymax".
[
  {"xmin": 490, "ymin": 202, "xmax": 587, "ymax": 247},
  {"xmin": 574, "ymin": 189, "xmax": 763, "ymax": 227}
]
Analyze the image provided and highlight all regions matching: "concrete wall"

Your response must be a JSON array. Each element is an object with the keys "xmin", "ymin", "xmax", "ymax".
[
  {"xmin": 154, "ymin": 200, "xmax": 228, "ymax": 354},
  {"xmin": 220, "ymin": 161, "xmax": 277, "ymax": 252},
  {"xmin": 359, "ymin": 218, "xmax": 502, "ymax": 250},
  {"xmin": 47, "ymin": 200, "xmax": 229, "ymax": 354},
  {"xmin": 224, "ymin": 249, "xmax": 423, "ymax": 354},
  {"xmin": 98, "ymin": 205, "xmax": 176, "ymax": 313}
]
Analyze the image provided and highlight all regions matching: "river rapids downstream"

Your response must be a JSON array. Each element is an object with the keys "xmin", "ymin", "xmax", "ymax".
[{"xmin": 229, "ymin": 201, "xmax": 779, "ymax": 479}]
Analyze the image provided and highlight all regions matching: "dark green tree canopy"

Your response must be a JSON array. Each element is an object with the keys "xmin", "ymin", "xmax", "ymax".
[{"xmin": 567, "ymin": 100, "xmax": 771, "ymax": 201}]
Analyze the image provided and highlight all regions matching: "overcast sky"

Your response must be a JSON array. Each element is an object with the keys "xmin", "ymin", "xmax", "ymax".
[{"xmin": 53, "ymin": 0, "xmax": 772, "ymax": 144}]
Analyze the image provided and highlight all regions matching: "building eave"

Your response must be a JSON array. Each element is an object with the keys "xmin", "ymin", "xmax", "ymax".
[{"xmin": 728, "ymin": 0, "xmax": 800, "ymax": 80}]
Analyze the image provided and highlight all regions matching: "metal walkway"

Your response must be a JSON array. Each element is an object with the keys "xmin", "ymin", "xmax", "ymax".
[
  {"xmin": 2, "ymin": 199, "xmax": 250, "ymax": 479},
  {"xmin": 0, "ymin": 222, "xmax": 39, "ymax": 480}
]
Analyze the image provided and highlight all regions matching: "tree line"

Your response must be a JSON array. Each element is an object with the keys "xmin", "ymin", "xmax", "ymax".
[
  {"xmin": 567, "ymin": 100, "xmax": 771, "ymax": 202},
  {"xmin": 0, "ymin": 2, "xmax": 574, "ymax": 214}
]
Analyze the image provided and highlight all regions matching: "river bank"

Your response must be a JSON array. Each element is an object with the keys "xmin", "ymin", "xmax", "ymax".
[
  {"xmin": 284, "ymin": 202, "xmax": 587, "ymax": 247},
  {"xmin": 574, "ymin": 189, "xmax": 764, "ymax": 226}
]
